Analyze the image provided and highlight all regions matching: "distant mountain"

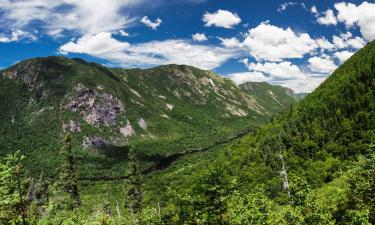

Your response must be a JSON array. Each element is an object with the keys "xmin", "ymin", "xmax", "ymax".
[
  {"xmin": 293, "ymin": 92, "xmax": 309, "ymax": 100},
  {"xmin": 0, "ymin": 57, "xmax": 294, "ymax": 177},
  {"xmin": 239, "ymin": 81, "xmax": 296, "ymax": 115}
]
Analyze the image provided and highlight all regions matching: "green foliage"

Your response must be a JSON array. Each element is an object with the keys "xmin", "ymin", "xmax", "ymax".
[
  {"xmin": 0, "ymin": 150, "xmax": 27, "ymax": 224},
  {"xmin": 240, "ymin": 81, "xmax": 296, "ymax": 115},
  {"xmin": 52, "ymin": 133, "xmax": 80, "ymax": 211},
  {"xmin": 226, "ymin": 188, "xmax": 272, "ymax": 225},
  {"xmin": 0, "ymin": 56, "xmax": 282, "ymax": 180},
  {"xmin": 159, "ymin": 40, "xmax": 375, "ymax": 224},
  {"xmin": 126, "ymin": 145, "xmax": 142, "ymax": 222},
  {"xmin": 0, "ymin": 40, "xmax": 374, "ymax": 224}
]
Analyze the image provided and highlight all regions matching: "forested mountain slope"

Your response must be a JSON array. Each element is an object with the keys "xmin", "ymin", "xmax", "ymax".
[
  {"xmin": 0, "ymin": 57, "xmax": 294, "ymax": 178},
  {"xmin": 162, "ymin": 40, "xmax": 375, "ymax": 224},
  {"xmin": 240, "ymin": 81, "xmax": 296, "ymax": 114}
]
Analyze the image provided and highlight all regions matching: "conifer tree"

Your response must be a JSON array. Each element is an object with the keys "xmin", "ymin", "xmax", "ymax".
[
  {"xmin": 56, "ymin": 133, "xmax": 80, "ymax": 209},
  {"xmin": 126, "ymin": 146, "xmax": 142, "ymax": 221}
]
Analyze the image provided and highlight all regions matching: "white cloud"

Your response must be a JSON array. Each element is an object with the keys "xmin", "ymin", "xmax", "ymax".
[
  {"xmin": 242, "ymin": 22, "xmax": 317, "ymax": 61},
  {"xmin": 217, "ymin": 37, "xmax": 242, "ymax": 48},
  {"xmin": 335, "ymin": 1, "xmax": 375, "ymax": 41},
  {"xmin": 0, "ymin": 30, "xmax": 36, "ymax": 43},
  {"xmin": 311, "ymin": 5, "xmax": 319, "ymax": 17},
  {"xmin": 119, "ymin": 30, "xmax": 129, "ymax": 37},
  {"xmin": 0, "ymin": 0, "xmax": 143, "ymax": 37},
  {"xmin": 334, "ymin": 50, "xmax": 354, "ymax": 64},
  {"xmin": 308, "ymin": 56, "xmax": 337, "ymax": 73},
  {"xmin": 278, "ymin": 2, "xmax": 297, "ymax": 12},
  {"xmin": 140, "ymin": 16, "xmax": 162, "ymax": 30},
  {"xmin": 59, "ymin": 32, "xmax": 130, "ymax": 56},
  {"xmin": 227, "ymin": 66, "xmax": 327, "ymax": 93},
  {"xmin": 203, "ymin": 9, "xmax": 241, "ymax": 28},
  {"xmin": 243, "ymin": 59, "xmax": 306, "ymax": 80},
  {"xmin": 278, "ymin": 2, "xmax": 306, "ymax": 12},
  {"xmin": 59, "ymin": 32, "xmax": 243, "ymax": 70},
  {"xmin": 227, "ymin": 71, "xmax": 270, "ymax": 84},
  {"xmin": 271, "ymin": 76, "xmax": 327, "ymax": 93},
  {"xmin": 332, "ymin": 32, "xmax": 366, "ymax": 49},
  {"xmin": 192, "ymin": 33, "xmax": 208, "ymax": 42},
  {"xmin": 315, "ymin": 37, "xmax": 335, "ymax": 51},
  {"xmin": 317, "ymin": 9, "xmax": 337, "ymax": 25}
]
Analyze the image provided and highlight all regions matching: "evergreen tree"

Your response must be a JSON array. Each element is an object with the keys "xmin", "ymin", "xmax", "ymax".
[
  {"xmin": 55, "ymin": 133, "xmax": 80, "ymax": 210},
  {"xmin": 126, "ymin": 145, "xmax": 142, "ymax": 221}
]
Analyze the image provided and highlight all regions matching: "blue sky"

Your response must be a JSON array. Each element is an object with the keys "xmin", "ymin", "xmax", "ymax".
[{"xmin": 1, "ymin": 0, "xmax": 374, "ymax": 92}]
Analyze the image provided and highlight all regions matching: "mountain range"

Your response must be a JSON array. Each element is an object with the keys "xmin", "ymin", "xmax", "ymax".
[
  {"xmin": 0, "ymin": 57, "xmax": 295, "ymax": 178},
  {"xmin": 2, "ymin": 40, "xmax": 374, "ymax": 224}
]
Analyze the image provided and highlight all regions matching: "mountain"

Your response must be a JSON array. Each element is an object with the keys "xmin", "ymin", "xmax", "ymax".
[
  {"xmin": 239, "ymin": 82, "xmax": 296, "ymax": 114},
  {"xmin": 1, "ymin": 41, "xmax": 373, "ymax": 225},
  {"xmin": 293, "ymin": 92, "xmax": 308, "ymax": 101},
  {"xmin": 156, "ymin": 41, "xmax": 375, "ymax": 223},
  {"xmin": 0, "ymin": 57, "xmax": 294, "ymax": 178}
]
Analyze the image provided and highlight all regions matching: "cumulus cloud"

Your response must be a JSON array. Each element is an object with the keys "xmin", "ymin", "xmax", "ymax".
[
  {"xmin": 217, "ymin": 37, "xmax": 242, "ymax": 48},
  {"xmin": 334, "ymin": 50, "xmax": 354, "ymax": 64},
  {"xmin": 0, "ymin": 0, "xmax": 143, "ymax": 37},
  {"xmin": 317, "ymin": 9, "xmax": 337, "ymax": 25},
  {"xmin": 227, "ymin": 70, "xmax": 327, "ymax": 93},
  {"xmin": 272, "ymin": 76, "xmax": 327, "ymax": 93},
  {"xmin": 59, "ymin": 32, "xmax": 130, "ymax": 56},
  {"xmin": 192, "ymin": 33, "xmax": 208, "ymax": 42},
  {"xmin": 315, "ymin": 37, "xmax": 335, "ymax": 51},
  {"xmin": 242, "ymin": 22, "xmax": 317, "ymax": 61},
  {"xmin": 308, "ymin": 56, "xmax": 337, "ymax": 73},
  {"xmin": 335, "ymin": 1, "xmax": 375, "ymax": 41},
  {"xmin": 227, "ymin": 60, "xmax": 327, "ymax": 93},
  {"xmin": 140, "ymin": 16, "xmax": 162, "ymax": 30},
  {"xmin": 203, "ymin": 9, "xmax": 241, "ymax": 28},
  {"xmin": 242, "ymin": 59, "xmax": 306, "ymax": 80},
  {"xmin": 227, "ymin": 71, "xmax": 270, "ymax": 84},
  {"xmin": 332, "ymin": 32, "xmax": 366, "ymax": 49},
  {"xmin": 59, "ymin": 32, "xmax": 243, "ymax": 70}
]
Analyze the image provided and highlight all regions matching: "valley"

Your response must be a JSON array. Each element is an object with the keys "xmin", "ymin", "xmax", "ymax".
[{"xmin": 1, "ymin": 39, "xmax": 374, "ymax": 225}]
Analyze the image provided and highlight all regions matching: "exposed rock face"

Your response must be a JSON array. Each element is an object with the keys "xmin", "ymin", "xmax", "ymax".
[
  {"xmin": 63, "ymin": 120, "xmax": 81, "ymax": 133},
  {"xmin": 225, "ymin": 103, "xmax": 248, "ymax": 117},
  {"xmin": 120, "ymin": 121, "xmax": 135, "ymax": 137},
  {"xmin": 4, "ymin": 60, "xmax": 41, "ymax": 89},
  {"xmin": 138, "ymin": 118, "xmax": 147, "ymax": 130},
  {"xmin": 165, "ymin": 103, "xmax": 174, "ymax": 111},
  {"xmin": 82, "ymin": 136, "xmax": 108, "ymax": 149},
  {"xmin": 66, "ymin": 85, "xmax": 124, "ymax": 127}
]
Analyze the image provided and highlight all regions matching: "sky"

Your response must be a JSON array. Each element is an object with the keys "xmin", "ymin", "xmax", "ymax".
[{"xmin": 0, "ymin": 0, "xmax": 374, "ymax": 93}]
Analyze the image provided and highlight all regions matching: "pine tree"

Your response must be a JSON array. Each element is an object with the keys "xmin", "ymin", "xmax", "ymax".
[
  {"xmin": 126, "ymin": 145, "xmax": 142, "ymax": 221},
  {"xmin": 56, "ymin": 133, "xmax": 80, "ymax": 209}
]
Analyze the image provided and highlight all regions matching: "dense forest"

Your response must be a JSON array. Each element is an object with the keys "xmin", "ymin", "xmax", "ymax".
[{"xmin": 0, "ymin": 38, "xmax": 374, "ymax": 224}]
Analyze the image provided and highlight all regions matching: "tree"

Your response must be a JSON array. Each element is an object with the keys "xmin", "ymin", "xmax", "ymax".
[
  {"xmin": 0, "ymin": 151, "xmax": 27, "ymax": 225},
  {"xmin": 54, "ymin": 133, "xmax": 80, "ymax": 210},
  {"xmin": 126, "ymin": 145, "xmax": 142, "ymax": 222}
]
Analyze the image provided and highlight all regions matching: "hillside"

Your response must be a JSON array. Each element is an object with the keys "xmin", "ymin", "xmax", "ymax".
[
  {"xmin": 0, "ymin": 57, "xmax": 294, "ymax": 178},
  {"xmin": 0, "ymin": 41, "xmax": 373, "ymax": 225},
  {"xmin": 153, "ymin": 40, "xmax": 375, "ymax": 223},
  {"xmin": 239, "ymin": 82, "xmax": 296, "ymax": 114}
]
